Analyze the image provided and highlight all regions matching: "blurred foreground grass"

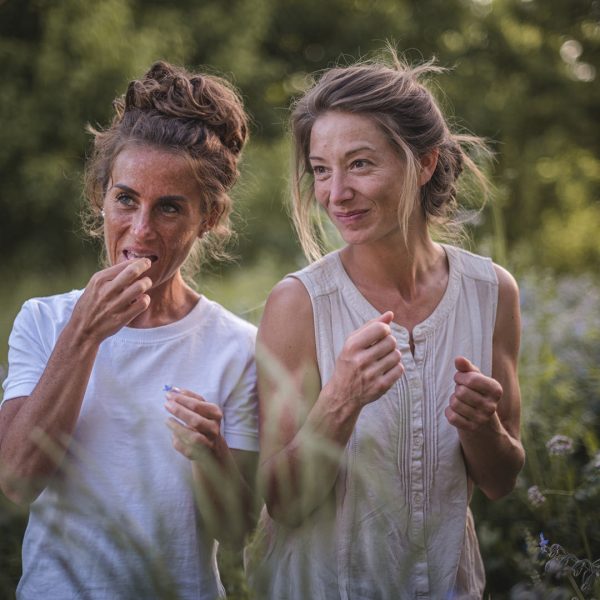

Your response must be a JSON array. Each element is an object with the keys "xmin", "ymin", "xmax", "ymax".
[{"xmin": 1, "ymin": 260, "xmax": 599, "ymax": 599}]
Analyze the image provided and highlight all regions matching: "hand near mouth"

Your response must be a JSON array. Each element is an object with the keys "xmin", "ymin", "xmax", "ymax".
[
  {"xmin": 123, "ymin": 249, "xmax": 158, "ymax": 263},
  {"xmin": 68, "ymin": 258, "xmax": 153, "ymax": 344}
]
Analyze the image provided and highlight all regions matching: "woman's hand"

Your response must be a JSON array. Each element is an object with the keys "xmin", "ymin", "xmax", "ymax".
[
  {"xmin": 445, "ymin": 356, "xmax": 503, "ymax": 433},
  {"xmin": 70, "ymin": 258, "xmax": 153, "ymax": 344},
  {"xmin": 323, "ymin": 311, "xmax": 404, "ymax": 410},
  {"xmin": 164, "ymin": 387, "xmax": 258, "ymax": 543},
  {"xmin": 0, "ymin": 258, "xmax": 152, "ymax": 504},
  {"xmin": 164, "ymin": 387, "xmax": 225, "ymax": 459}
]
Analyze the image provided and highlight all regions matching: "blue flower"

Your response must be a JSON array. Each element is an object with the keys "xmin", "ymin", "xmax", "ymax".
[{"xmin": 539, "ymin": 532, "xmax": 549, "ymax": 552}]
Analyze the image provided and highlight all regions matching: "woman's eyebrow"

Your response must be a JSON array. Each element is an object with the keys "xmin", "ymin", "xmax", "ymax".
[
  {"xmin": 112, "ymin": 183, "xmax": 140, "ymax": 196},
  {"xmin": 309, "ymin": 145, "xmax": 377, "ymax": 162},
  {"xmin": 112, "ymin": 183, "xmax": 189, "ymax": 203}
]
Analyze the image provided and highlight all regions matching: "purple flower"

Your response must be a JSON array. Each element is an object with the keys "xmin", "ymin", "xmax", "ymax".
[
  {"xmin": 528, "ymin": 485, "xmax": 547, "ymax": 507},
  {"xmin": 546, "ymin": 435, "xmax": 574, "ymax": 456}
]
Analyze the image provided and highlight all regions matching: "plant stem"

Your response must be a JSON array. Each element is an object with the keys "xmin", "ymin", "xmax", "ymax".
[{"xmin": 567, "ymin": 572, "xmax": 586, "ymax": 600}]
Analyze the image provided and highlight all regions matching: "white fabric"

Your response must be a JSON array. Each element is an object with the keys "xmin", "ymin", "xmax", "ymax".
[
  {"xmin": 250, "ymin": 244, "xmax": 496, "ymax": 600},
  {"xmin": 2, "ymin": 291, "xmax": 258, "ymax": 600}
]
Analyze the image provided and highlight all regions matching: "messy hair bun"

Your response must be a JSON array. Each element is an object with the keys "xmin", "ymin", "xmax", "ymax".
[{"xmin": 84, "ymin": 60, "xmax": 249, "ymax": 270}]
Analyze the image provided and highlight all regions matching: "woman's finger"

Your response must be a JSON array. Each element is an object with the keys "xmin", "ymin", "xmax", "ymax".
[
  {"xmin": 363, "ymin": 334, "xmax": 398, "ymax": 362},
  {"xmin": 165, "ymin": 398, "xmax": 221, "ymax": 437},
  {"xmin": 108, "ymin": 258, "xmax": 153, "ymax": 290}
]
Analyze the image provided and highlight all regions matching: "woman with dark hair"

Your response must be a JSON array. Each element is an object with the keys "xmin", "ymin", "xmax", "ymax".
[
  {"xmin": 251, "ymin": 52, "xmax": 525, "ymax": 599},
  {"xmin": 0, "ymin": 62, "xmax": 258, "ymax": 600}
]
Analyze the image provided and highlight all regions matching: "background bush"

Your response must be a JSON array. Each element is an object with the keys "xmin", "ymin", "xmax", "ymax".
[{"xmin": 1, "ymin": 0, "xmax": 599, "ymax": 597}]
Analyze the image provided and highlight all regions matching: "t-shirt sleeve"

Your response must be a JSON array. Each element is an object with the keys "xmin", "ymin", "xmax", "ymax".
[
  {"xmin": 221, "ymin": 342, "xmax": 259, "ymax": 453},
  {"xmin": 2, "ymin": 300, "xmax": 50, "ymax": 405}
]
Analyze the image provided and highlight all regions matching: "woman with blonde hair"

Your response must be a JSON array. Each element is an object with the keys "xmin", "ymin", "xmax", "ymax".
[{"xmin": 251, "ymin": 52, "xmax": 525, "ymax": 599}]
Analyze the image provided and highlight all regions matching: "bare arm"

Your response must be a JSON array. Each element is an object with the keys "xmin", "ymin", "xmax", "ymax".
[
  {"xmin": 0, "ymin": 259, "xmax": 152, "ymax": 504},
  {"xmin": 258, "ymin": 278, "xmax": 403, "ymax": 526},
  {"xmin": 165, "ymin": 388, "xmax": 259, "ymax": 546},
  {"xmin": 445, "ymin": 265, "xmax": 525, "ymax": 500}
]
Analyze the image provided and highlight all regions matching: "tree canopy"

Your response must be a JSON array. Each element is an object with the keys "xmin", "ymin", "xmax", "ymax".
[{"xmin": 1, "ymin": 0, "xmax": 598, "ymax": 278}]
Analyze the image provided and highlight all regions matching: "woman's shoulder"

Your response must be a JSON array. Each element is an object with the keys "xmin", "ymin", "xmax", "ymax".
[
  {"xmin": 444, "ymin": 244, "xmax": 498, "ymax": 285},
  {"xmin": 264, "ymin": 277, "xmax": 312, "ymax": 319},
  {"xmin": 18, "ymin": 290, "xmax": 83, "ymax": 325},
  {"xmin": 287, "ymin": 250, "xmax": 343, "ymax": 298},
  {"xmin": 444, "ymin": 243, "xmax": 519, "ymax": 312},
  {"xmin": 199, "ymin": 296, "xmax": 257, "ymax": 342}
]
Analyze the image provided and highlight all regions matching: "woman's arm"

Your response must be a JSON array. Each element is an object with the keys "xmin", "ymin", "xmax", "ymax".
[
  {"xmin": 165, "ymin": 388, "xmax": 258, "ymax": 545},
  {"xmin": 0, "ymin": 259, "xmax": 152, "ymax": 504},
  {"xmin": 257, "ymin": 278, "xmax": 403, "ymax": 527},
  {"xmin": 445, "ymin": 265, "xmax": 525, "ymax": 500}
]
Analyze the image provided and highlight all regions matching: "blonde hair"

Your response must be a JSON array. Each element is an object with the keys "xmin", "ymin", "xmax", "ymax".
[
  {"xmin": 290, "ymin": 50, "xmax": 490, "ymax": 261},
  {"xmin": 83, "ymin": 61, "xmax": 249, "ymax": 273}
]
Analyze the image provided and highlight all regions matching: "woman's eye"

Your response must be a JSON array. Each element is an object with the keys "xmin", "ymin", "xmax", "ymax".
[
  {"xmin": 311, "ymin": 165, "xmax": 327, "ymax": 177},
  {"xmin": 116, "ymin": 193, "xmax": 134, "ymax": 207},
  {"xmin": 160, "ymin": 202, "xmax": 179, "ymax": 215},
  {"xmin": 351, "ymin": 159, "xmax": 369, "ymax": 169}
]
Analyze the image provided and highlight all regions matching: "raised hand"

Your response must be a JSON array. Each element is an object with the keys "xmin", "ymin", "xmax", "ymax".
[
  {"xmin": 70, "ymin": 258, "xmax": 153, "ymax": 343},
  {"xmin": 445, "ymin": 356, "xmax": 503, "ymax": 432},
  {"xmin": 324, "ymin": 311, "xmax": 404, "ymax": 410}
]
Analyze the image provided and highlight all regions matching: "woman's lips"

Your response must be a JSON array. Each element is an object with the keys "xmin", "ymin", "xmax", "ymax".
[
  {"xmin": 123, "ymin": 250, "xmax": 158, "ymax": 262},
  {"xmin": 333, "ymin": 209, "xmax": 369, "ymax": 223}
]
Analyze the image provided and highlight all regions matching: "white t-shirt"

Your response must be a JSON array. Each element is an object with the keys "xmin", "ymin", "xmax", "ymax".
[{"xmin": 1, "ymin": 290, "xmax": 259, "ymax": 600}]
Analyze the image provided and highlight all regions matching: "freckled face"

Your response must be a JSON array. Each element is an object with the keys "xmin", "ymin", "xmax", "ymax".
[
  {"xmin": 103, "ymin": 145, "xmax": 206, "ymax": 292},
  {"xmin": 309, "ymin": 111, "xmax": 409, "ymax": 246}
]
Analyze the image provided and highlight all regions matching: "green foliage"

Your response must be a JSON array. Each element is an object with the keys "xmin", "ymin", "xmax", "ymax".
[
  {"xmin": 1, "ymin": 0, "xmax": 598, "ymax": 280},
  {"xmin": 472, "ymin": 273, "xmax": 600, "ymax": 598},
  {"xmin": 1, "ymin": 0, "xmax": 600, "ymax": 597}
]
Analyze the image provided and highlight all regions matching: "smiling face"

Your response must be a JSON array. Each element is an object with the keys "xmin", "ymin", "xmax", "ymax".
[
  {"xmin": 103, "ymin": 144, "xmax": 207, "ymax": 296},
  {"xmin": 309, "ymin": 111, "xmax": 419, "ymax": 248}
]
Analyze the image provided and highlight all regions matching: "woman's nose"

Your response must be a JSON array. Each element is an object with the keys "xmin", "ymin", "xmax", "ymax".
[
  {"xmin": 328, "ymin": 171, "xmax": 353, "ymax": 204},
  {"xmin": 130, "ymin": 209, "xmax": 154, "ymax": 238}
]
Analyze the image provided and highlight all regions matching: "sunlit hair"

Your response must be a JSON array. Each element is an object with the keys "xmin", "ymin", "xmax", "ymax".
[
  {"xmin": 290, "ymin": 48, "xmax": 491, "ymax": 262},
  {"xmin": 83, "ymin": 61, "xmax": 249, "ymax": 274}
]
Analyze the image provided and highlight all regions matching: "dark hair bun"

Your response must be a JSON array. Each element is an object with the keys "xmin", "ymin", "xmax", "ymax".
[{"xmin": 117, "ymin": 60, "xmax": 247, "ymax": 155}]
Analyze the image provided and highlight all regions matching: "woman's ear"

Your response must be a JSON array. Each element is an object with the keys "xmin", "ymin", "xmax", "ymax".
[
  {"xmin": 197, "ymin": 205, "xmax": 222, "ymax": 238},
  {"xmin": 418, "ymin": 148, "xmax": 439, "ymax": 186}
]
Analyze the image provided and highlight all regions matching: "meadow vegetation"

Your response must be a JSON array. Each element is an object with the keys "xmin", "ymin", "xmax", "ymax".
[{"xmin": 1, "ymin": 0, "xmax": 599, "ymax": 597}]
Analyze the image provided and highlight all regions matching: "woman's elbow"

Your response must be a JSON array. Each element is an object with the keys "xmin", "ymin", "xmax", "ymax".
[
  {"xmin": 481, "ymin": 479, "xmax": 517, "ymax": 501},
  {"xmin": 480, "ymin": 452, "xmax": 525, "ymax": 501}
]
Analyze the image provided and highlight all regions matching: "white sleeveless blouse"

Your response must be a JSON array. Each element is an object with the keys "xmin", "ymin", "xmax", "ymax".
[{"xmin": 251, "ymin": 244, "xmax": 497, "ymax": 599}]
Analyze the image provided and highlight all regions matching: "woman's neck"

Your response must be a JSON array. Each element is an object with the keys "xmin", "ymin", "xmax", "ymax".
[
  {"xmin": 340, "ymin": 227, "xmax": 444, "ymax": 301},
  {"xmin": 128, "ymin": 272, "xmax": 200, "ymax": 328}
]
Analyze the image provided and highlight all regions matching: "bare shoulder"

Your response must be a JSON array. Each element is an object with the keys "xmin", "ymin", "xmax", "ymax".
[
  {"xmin": 492, "ymin": 263, "xmax": 521, "ymax": 353},
  {"xmin": 259, "ymin": 278, "xmax": 313, "ymax": 342},
  {"xmin": 263, "ymin": 277, "xmax": 312, "ymax": 317},
  {"xmin": 258, "ymin": 277, "xmax": 316, "ymax": 366},
  {"xmin": 493, "ymin": 263, "xmax": 519, "ymax": 299}
]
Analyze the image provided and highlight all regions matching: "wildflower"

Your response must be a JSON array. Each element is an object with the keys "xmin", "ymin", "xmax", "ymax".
[
  {"xmin": 545, "ymin": 435, "xmax": 574, "ymax": 456},
  {"xmin": 527, "ymin": 485, "xmax": 547, "ymax": 507},
  {"xmin": 539, "ymin": 532, "xmax": 549, "ymax": 553}
]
